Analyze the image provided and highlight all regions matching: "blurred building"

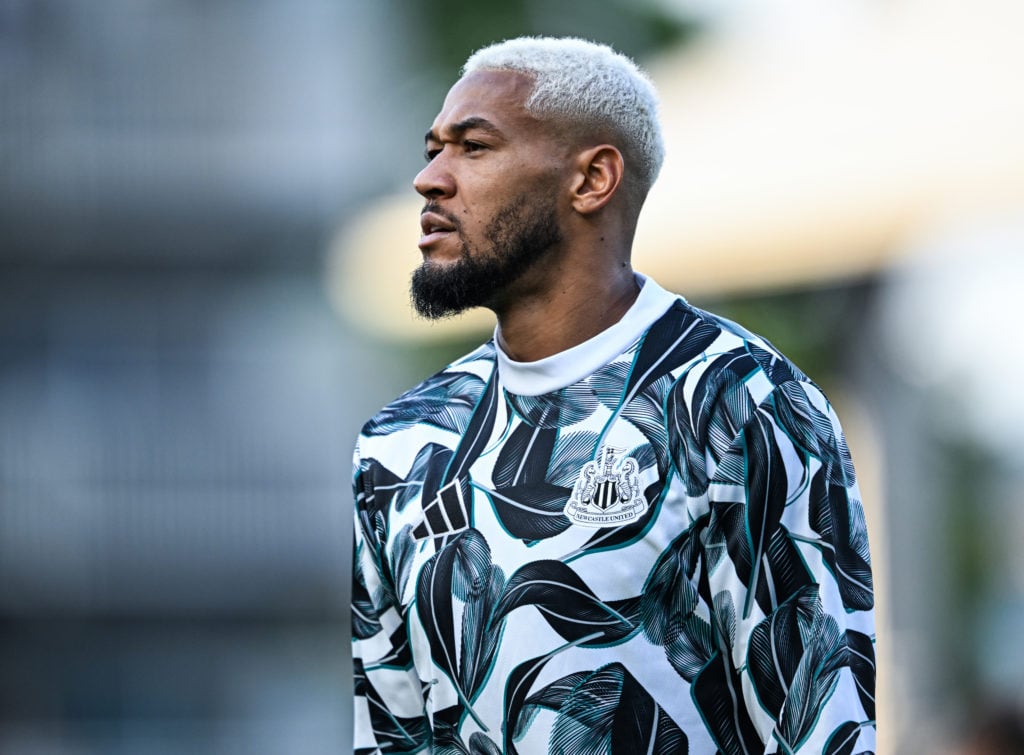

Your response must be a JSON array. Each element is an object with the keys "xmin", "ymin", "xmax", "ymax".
[{"xmin": 0, "ymin": 1, "xmax": 419, "ymax": 751}]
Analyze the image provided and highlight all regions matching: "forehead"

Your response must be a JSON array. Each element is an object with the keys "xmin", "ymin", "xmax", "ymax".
[{"xmin": 429, "ymin": 69, "xmax": 540, "ymax": 136}]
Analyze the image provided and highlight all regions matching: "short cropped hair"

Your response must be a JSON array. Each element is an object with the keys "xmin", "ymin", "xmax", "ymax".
[{"xmin": 463, "ymin": 36, "xmax": 665, "ymax": 203}]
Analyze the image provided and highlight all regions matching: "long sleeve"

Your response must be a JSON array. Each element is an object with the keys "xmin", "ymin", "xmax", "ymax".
[
  {"xmin": 351, "ymin": 444, "xmax": 431, "ymax": 755},
  {"xmin": 701, "ymin": 381, "xmax": 876, "ymax": 754}
]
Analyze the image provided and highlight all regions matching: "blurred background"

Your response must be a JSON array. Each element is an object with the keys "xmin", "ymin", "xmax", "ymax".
[{"xmin": 2, "ymin": 0, "xmax": 1023, "ymax": 753}]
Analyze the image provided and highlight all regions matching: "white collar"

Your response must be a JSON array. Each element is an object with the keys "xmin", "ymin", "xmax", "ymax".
[{"xmin": 494, "ymin": 274, "xmax": 679, "ymax": 396}]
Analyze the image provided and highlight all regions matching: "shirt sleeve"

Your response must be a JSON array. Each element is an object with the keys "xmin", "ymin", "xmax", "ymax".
[
  {"xmin": 351, "ymin": 440, "xmax": 431, "ymax": 755},
  {"xmin": 701, "ymin": 381, "xmax": 877, "ymax": 754}
]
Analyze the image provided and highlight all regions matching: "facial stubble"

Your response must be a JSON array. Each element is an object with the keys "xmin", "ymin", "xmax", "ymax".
[{"xmin": 410, "ymin": 193, "xmax": 564, "ymax": 320}]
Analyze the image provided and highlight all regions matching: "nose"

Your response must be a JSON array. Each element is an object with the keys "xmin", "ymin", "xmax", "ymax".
[{"xmin": 413, "ymin": 153, "xmax": 454, "ymax": 199}]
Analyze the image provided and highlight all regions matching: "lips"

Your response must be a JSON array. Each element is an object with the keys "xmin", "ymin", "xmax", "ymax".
[{"xmin": 419, "ymin": 210, "xmax": 457, "ymax": 249}]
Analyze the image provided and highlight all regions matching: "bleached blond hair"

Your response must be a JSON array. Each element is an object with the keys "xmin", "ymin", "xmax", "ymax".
[{"xmin": 463, "ymin": 36, "xmax": 665, "ymax": 203}]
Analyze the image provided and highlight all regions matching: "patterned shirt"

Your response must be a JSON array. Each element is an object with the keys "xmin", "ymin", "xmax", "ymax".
[{"xmin": 352, "ymin": 276, "xmax": 876, "ymax": 754}]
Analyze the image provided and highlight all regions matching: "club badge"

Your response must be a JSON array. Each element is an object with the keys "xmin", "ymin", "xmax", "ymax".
[{"xmin": 564, "ymin": 445, "xmax": 646, "ymax": 528}]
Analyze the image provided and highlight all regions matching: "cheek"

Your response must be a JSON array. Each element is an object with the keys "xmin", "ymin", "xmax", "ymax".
[{"xmin": 454, "ymin": 188, "xmax": 503, "ymax": 233}]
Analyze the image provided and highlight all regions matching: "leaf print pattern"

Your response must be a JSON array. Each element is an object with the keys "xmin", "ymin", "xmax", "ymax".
[
  {"xmin": 351, "ymin": 536, "xmax": 382, "ymax": 641},
  {"xmin": 415, "ymin": 529, "xmax": 506, "ymax": 728},
  {"xmin": 481, "ymin": 483, "xmax": 572, "ymax": 541},
  {"xmin": 353, "ymin": 656, "xmax": 430, "ymax": 754},
  {"xmin": 664, "ymin": 612, "xmax": 715, "ymax": 683},
  {"xmin": 546, "ymin": 663, "xmax": 689, "ymax": 755},
  {"xmin": 769, "ymin": 380, "xmax": 856, "ymax": 487},
  {"xmin": 666, "ymin": 349, "xmax": 760, "ymax": 496},
  {"xmin": 620, "ymin": 375, "xmax": 674, "ymax": 474},
  {"xmin": 486, "ymin": 421, "xmax": 574, "ymax": 541},
  {"xmin": 808, "ymin": 469, "xmax": 874, "ymax": 612},
  {"xmin": 747, "ymin": 585, "xmax": 821, "ymax": 719},
  {"xmin": 547, "ymin": 430, "xmax": 602, "ymax": 487},
  {"xmin": 492, "ymin": 422, "xmax": 558, "ymax": 488},
  {"xmin": 775, "ymin": 599, "xmax": 848, "ymax": 752},
  {"xmin": 748, "ymin": 342, "xmax": 806, "ymax": 385},
  {"xmin": 638, "ymin": 518, "xmax": 707, "ymax": 647},
  {"xmin": 493, "ymin": 560, "xmax": 640, "ymax": 646},
  {"xmin": 352, "ymin": 281, "xmax": 875, "ymax": 754},
  {"xmin": 506, "ymin": 380, "xmax": 602, "ymax": 428},
  {"xmin": 624, "ymin": 302, "xmax": 720, "ymax": 400},
  {"xmin": 503, "ymin": 636, "xmax": 603, "ymax": 754},
  {"xmin": 363, "ymin": 368, "xmax": 488, "ymax": 437},
  {"xmin": 567, "ymin": 491, "xmax": 662, "ymax": 561},
  {"xmin": 706, "ymin": 408, "xmax": 815, "ymax": 619},
  {"xmin": 846, "ymin": 630, "xmax": 877, "ymax": 721},
  {"xmin": 691, "ymin": 591, "xmax": 765, "ymax": 755}
]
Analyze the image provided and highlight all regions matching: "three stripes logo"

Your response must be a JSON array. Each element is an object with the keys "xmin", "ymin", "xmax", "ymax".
[
  {"xmin": 564, "ymin": 445, "xmax": 646, "ymax": 528},
  {"xmin": 412, "ymin": 478, "xmax": 471, "ymax": 542}
]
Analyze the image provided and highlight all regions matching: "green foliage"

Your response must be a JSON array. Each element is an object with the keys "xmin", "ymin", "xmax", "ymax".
[
  {"xmin": 401, "ymin": 0, "xmax": 701, "ymax": 79},
  {"xmin": 696, "ymin": 280, "xmax": 875, "ymax": 392}
]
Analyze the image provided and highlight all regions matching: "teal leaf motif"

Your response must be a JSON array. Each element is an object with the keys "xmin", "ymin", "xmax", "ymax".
[
  {"xmin": 692, "ymin": 592, "xmax": 765, "ymax": 755},
  {"xmin": 400, "ymin": 442, "xmax": 452, "ymax": 513},
  {"xmin": 664, "ymin": 613, "xmax": 715, "ymax": 682},
  {"xmin": 503, "ymin": 636, "xmax": 603, "ymax": 755},
  {"xmin": 620, "ymin": 377, "xmax": 673, "ymax": 472},
  {"xmin": 507, "ymin": 380, "xmax": 602, "ymax": 428},
  {"xmin": 486, "ymin": 419, "xmax": 573, "ymax": 542},
  {"xmin": 492, "ymin": 422, "xmax": 558, "ymax": 488},
  {"xmin": 483, "ymin": 483, "xmax": 572, "ymax": 542},
  {"xmin": 846, "ymin": 630, "xmax": 876, "ymax": 720},
  {"xmin": 808, "ymin": 469, "xmax": 874, "ymax": 612},
  {"xmin": 388, "ymin": 524, "xmax": 417, "ymax": 609},
  {"xmin": 624, "ymin": 303, "xmax": 720, "ymax": 400},
  {"xmin": 548, "ymin": 431, "xmax": 602, "ymax": 487},
  {"xmin": 706, "ymin": 410, "xmax": 814, "ymax": 619},
  {"xmin": 415, "ymin": 529, "xmax": 506, "ymax": 732},
  {"xmin": 667, "ymin": 349, "xmax": 759, "ymax": 496},
  {"xmin": 516, "ymin": 671, "xmax": 591, "ymax": 738},
  {"xmin": 353, "ymin": 657, "xmax": 430, "ymax": 753},
  {"xmin": 774, "ymin": 593, "xmax": 848, "ymax": 752},
  {"xmin": 547, "ymin": 663, "xmax": 689, "ymax": 755},
  {"xmin": 823, "ymin": 721, "xmax": 866, "ymax": 755},
  {"xmin": 363, "ymin": 369, "xmax": 487, "ymax": 437},
  {"xmin": 493, "ymin": 560, "xmax": 639, "ymax": 646},
  {"xmin": 590, "ymin": 361, "xmax": 633, "ymax": 410},
  {"xmin": 351, "ymin": 538, "xmax": 381, "ymax": 641},
  {"xmin": 468, "ymin": 732, "xmax": 502, "ymax": 755},
  {"xmin": 769, "ymin": 381, "xmax": 855, "ymax": 488},
  {"xmin": 747, "ymin": 585, "xmax": 820, "ymax": 719},
  {"xmin": 748, "ymin": 343, "xmax": 807, "ymax": 385},
  {"xmin": 639, "ymin": 520, "xmax": 705, "ymax": 647},
  {"xmin": 567, "ymin": 494, "xmax": 661, "ymax": 560}
]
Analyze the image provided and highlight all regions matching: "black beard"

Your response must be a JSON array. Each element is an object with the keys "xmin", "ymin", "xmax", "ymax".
[{"xmin": 410, "ymin": 194, "xmax": 563, "ymax": 319}]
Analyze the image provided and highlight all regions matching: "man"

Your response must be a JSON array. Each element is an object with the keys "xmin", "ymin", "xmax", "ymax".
[{"xmin": 352, "ymin": 36, "xmax": 875, "ymax": 754}]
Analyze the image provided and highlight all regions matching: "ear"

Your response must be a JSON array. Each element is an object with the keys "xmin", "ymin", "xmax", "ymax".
[{"xmin": 569, "ymin": 144, "xmax": 624, "ymax": 215}]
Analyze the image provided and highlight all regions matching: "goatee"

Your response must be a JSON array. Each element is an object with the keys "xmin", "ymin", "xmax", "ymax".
[{"xmin": 410, "ymin": 195, "xmax": 562, "ymax": 319}]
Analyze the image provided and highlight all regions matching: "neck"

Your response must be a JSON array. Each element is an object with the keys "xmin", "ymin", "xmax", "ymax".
[{"xmin": 494, "ymin": 263, "xmax": 641, "ymax": 362}]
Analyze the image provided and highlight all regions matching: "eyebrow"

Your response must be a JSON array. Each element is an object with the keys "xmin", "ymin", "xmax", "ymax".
[{"xmin": 424, "ymin": 116, "xmax": 504, "ymax": 144}]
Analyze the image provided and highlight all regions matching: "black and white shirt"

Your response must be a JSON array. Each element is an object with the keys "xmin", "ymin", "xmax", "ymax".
[{"xmin": 352, "ymin": 276, "xmax": 876, "ymax": 754}]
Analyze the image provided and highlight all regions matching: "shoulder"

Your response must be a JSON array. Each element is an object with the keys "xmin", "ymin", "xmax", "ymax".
[
  {"xmin": 352, "ymin": 340, "xmax": 497, "ymax": 526},
  {"xmin": 665, "ymin": 301, "xmax": 811, "ymax": 407},
  {"xmin": 359, "ymin": 340, "xmax": 497, "ymax": 441},
  {"xmin": 662, "ymin": 302, "xmax": 829, "ymax": 489}
]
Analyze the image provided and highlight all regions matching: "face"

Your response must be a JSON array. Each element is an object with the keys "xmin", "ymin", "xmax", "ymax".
[{"xmin": 411, "ymin": 69, "xmax": 569, "ymax": 318}]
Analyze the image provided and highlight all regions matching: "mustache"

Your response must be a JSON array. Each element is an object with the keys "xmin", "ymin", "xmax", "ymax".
[{"xmin": 421, "ymin": 202, "xmax": 461, "ymax": 231}]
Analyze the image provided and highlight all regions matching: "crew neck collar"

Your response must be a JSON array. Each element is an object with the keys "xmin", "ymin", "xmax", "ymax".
[{"xmin": 494, "ymin": 274, "xmax": 679, "ymax": 396}]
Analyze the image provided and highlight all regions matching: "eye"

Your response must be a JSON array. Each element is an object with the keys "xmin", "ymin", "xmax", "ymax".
[
  {"xmin": 424, "ymin": 147, "xmax": 441, "ymax": 163},
  {"xmin": 463, "ymin": 140, "xmax": 486, "ymax": 153}
]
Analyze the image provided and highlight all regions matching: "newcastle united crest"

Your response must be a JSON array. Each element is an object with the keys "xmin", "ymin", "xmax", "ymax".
[{"xmin": 564, "ymin": 445, "xmax": 646, "ymax": 528}]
